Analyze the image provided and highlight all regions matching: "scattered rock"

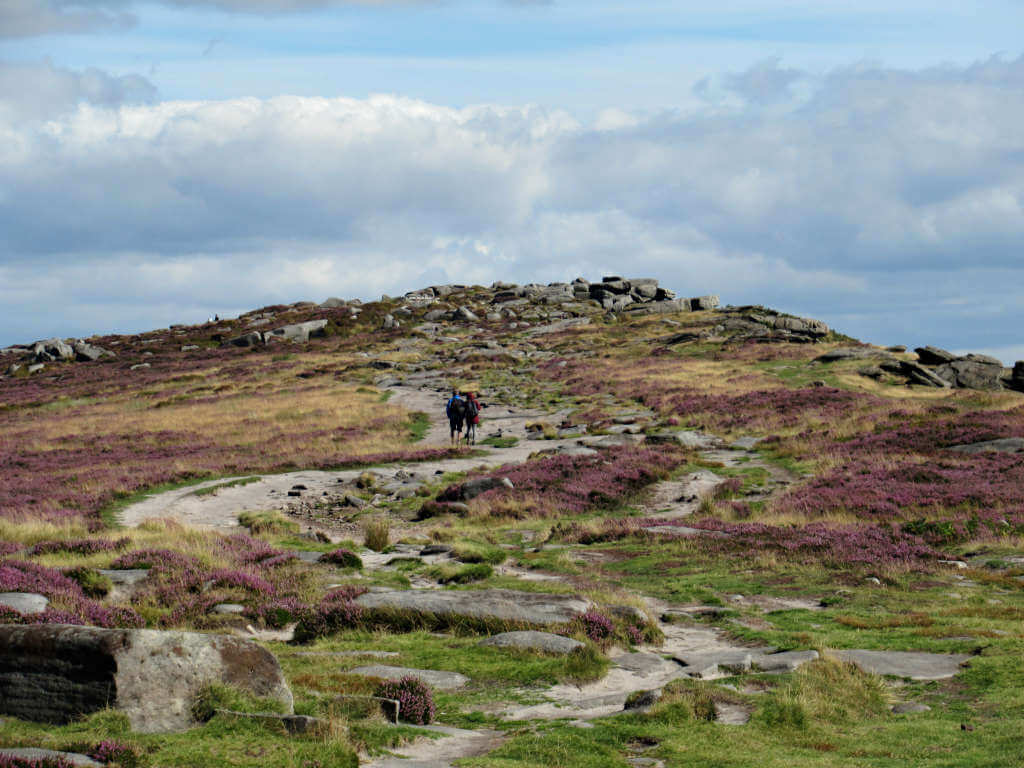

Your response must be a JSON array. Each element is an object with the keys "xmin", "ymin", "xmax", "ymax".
[
  {"xmin": 355, "ymin": 588, "xmax": 592, "ymax": 628},
  {"xmin": 915, "ymin": 346, "xmax": 957, "ymax": 365},
  {"xmin": 623, "ymin": 689, "xmax": 662, "ymax": 711},
  {"xmin": 934, "ymin": 359, "xmax": 1006, "ymax": 390},
  {"xmin": 265, "ymin": 320, "xmax": 329, "ymax": 343},
  {"xmin": 831, "ymin": 650, "xmax": 970, "ymax": 680},
  {"xmin": 348, "ymin": 665, "xmax": 469, "ymax": 690},
  {"xmin": 0, "ymin": 593, "xmax": 49, "ymax": 615},
  {"xmin": 479, "ymin": 631, "xmax": 584, "ymax": 655},
  {"xmin": 0, "ymin": 625, "xmax": 293, "ymax": 732},
  {"xmin": 224, "ymin": 331, "xmax": 263, "ymax": 348},
  {"xmin": 950, "ymin": 438, "xmax": 1024, "ymax": 455}
]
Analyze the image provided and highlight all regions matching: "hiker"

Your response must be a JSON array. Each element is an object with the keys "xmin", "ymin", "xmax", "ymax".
[
  {"xmin": 464, "ymin": 391, "xmax": 482, "ymax": 445},
  {"xmin": 446, "ymin": 389, "xmax": 466, "ymax": 445}
]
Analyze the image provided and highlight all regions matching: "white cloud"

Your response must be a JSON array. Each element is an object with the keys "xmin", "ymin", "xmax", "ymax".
[
  {"xmin": 0, "ymin": 1, "xmax": 135, "ymax": 39},
  {"xmin": 3, "ymin": 56, "xmax": 1024, "ymax": 350}
]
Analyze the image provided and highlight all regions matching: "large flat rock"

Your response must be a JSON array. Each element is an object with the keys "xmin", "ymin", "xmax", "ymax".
[
  {"xmin": 479, "ymin": 631, "xmax": 583, "ymax": 655},
  {"xmin": 0, "ymin": 625, "xmax": 293, "ymax": 732},
  {"xmin": 349, "ymin": 665, "xmax": 469, "ymax": 690},
  {"xmin": 355, "ymin": 588, "xmax": 592, "ymax": 628},
  {"xmin": 0, "ymin": 593, "xmax": 49, "ymax": 615},
  {"xmin": 832, "ymin": 650, "xmax": 970, "ymax": 680}
]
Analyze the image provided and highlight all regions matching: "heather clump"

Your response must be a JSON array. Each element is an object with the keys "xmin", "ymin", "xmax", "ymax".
[
  {"xmin": 376, "ymin": 676, "xmax": 435, "ymax": 724},
  {"xmin": 319, "ymin": 548, "xmax": 363, "ymax": 568},
  {"xmin": 292, "ymin": 586, "xmax": 367, "ymax": 642},
  {"xmin": 30, "ymin": 536, "xmax": 131, "ymax": 556},
  {"xmin": 776, "ymin": 453, "xmax": 1024, "ymax": 542},
  {"xmin": 574, "ymin": 611, "xmax": 614, "ymax": 642},
  {"xmin": 0, "ymin": 559, "xmax": 143, "ymax": 627},
  {"xmin": 88, "ymin": 740, "xmax": 140, "ymax": 767},
  {"xmin": 686, "ymin": 519, "xmax": 940, "ymax": 570}
]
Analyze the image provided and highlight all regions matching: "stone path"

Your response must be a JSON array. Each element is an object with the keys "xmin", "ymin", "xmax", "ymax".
[
  {"xmin": 363, "ymin": 725, "xmax": 506, "ymax": 768},
  {"xmin": 118, "ymin": 379, "xmax": 584, "ymax": 531}
]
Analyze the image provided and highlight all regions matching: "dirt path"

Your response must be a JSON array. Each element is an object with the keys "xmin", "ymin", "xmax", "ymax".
[
  {"xmin": 118, "ymin": 382, "xmax": 579, "ymax": 530},
  {"xmin": 363, "ymin": 725, "xmax": 506, "ymax": 768}
]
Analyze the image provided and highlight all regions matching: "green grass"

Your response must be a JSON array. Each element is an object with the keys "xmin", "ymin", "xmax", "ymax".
[
  {"xmin": 407, "ymin": 411, "xmax": 430, "ymax": 441},
  {"xmin": 481, "ymin": 435, "xmax": 519, "ymax": 448}
]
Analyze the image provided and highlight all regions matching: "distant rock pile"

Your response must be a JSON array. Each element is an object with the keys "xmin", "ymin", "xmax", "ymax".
[
  {"xmin": 817, "ymin": 344, "xmax": 1021, "ymax": 392},
  {"xmin": 400, "ymin": 276, "xmax": 718, "ymax": 327},
  {"xmin": 3, "ymin": 337, "xmax": 115, "ymax": 376}
]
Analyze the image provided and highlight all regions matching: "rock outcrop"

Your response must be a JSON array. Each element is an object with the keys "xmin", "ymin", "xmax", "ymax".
[{"xmin": 0, "ymin": 625, "xmax": 293, "ymax": 733}]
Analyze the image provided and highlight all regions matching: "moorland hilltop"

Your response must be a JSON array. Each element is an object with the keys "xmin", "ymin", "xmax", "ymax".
[{"xmin": 1, "ymin": 276, "xmax": 1023, "ymax": 767}]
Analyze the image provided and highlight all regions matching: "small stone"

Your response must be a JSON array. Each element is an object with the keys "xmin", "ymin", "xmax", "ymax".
[
  {"xmin": 479, "ymin": 631, "xmax": 584, "ymax": 655},
  {"xmin": 892, "ymin": 702, "xmax": 931, "ymax": 714}
]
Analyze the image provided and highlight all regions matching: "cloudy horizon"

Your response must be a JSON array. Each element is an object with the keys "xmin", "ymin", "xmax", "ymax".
[{"xmin": 3, "ymin": 1, "xmax": 1024, "ymax": 362}]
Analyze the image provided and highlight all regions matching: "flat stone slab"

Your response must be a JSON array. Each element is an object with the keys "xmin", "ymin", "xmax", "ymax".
[
  {"xmin": 832, "ymin": 650, "xmax": 970, "ymax": 680},
  {"xmin": 0, "ymin": 593, "xmax": 49, "ymax": 615},
  {"xmin": 98, "ymin": 569, "xmax": 150, "ymax": 585},
  {"xmin": 348, "ymin": 665, "xmax": 469, "ymax": 690},
  {"xmin": 0, "ymin": 748, "xmax": 100, "ymax": 767},
  {"xmin": 949, "ymin": 437, "xmax": 1024, "ymax": 454},
  {"xmin": 674, "ymin": 649, "xmax": 819, "ymax": 679},
  {"xmin": 479, "ymin": 631, "xmax": 583, "ymax": 655},
  {"xmin": 355, "ymin": 588, "xmax": 592, "ymax": 627}
]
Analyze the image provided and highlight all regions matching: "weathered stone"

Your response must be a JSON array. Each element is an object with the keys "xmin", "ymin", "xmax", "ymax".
[
  {"xmin": 815, "ymin": 347, "xmax": 884, "ymax": 362},
  {"xmin": 832, "ymin": 649, "xmax": 970, "ymax": 680},
  {"xmin": 355, "ymin": 588, "xmax": 592, "ymax": 627},
  {"xmin": 455, "ymin": 306, "xmax": 479, "ymax": 322},
  {"xmin": 424, "ymin": 309, "xmax": 448, "ymax": 322},
  {"xmin": 899, "ymin": 361, "xmax": 952, "ymax": 388},
  {"xmin": 623, "ymin": 689, "xmax": 662, "ymax": 711},
  {"xmin": 688, "ymin": 295, "xmax": 720, "ymax": 311},
  {"xmin": 479, "ymin": 631, "xmax": 584, "ymax": 655},
  {"xmin": 348, "ymin": 665, "xmax": 469, "ymax": 690},
  {"xmin": 224, "ymin": 332, "xmax": 263, "ymax": 348},
  {"xmin": 320, "ymin": 297, "xmax": 347, "ymax": 308},
  {"xmin": 0, "ymin": 593, "xmax": 49, "ymax": 615},
  {"xmin": 381, "ymin": 314, "xmax": 397, "ymax": 330},
  {"xmin": 265, "ymin": 319, "xmax": 328, "ymax": 343},
  {"xmin": 35, "ymin": 338, "xmax": 74, "ymax": 361},
  {"xmin": 647, "ymin": 430, "xmax": 719, "ymax": 449},
  {"xmin": 934, "ymin": 359, "xmax": 1005, "ymax": 390},
  {"xmin": 950, "ymin": 438, "xmax": 1024, "ymax": 455},
  {"xmin": 72, "ymin": 341, "xmax": 109, "ymax": 362},
  {"xmin": 442, "ymin": 476, "xmax": 513, "ymax": 501},
  {"xmin": 0, "ymin": 625, "xmax": 293, "ymax": 732},
  {"xmin": 772, "ymin": 316, "xmax": 828, "ymax": 337},
  {"xmin": 915, "ymin": 346, "xmax": 957, "ymax": 365}
]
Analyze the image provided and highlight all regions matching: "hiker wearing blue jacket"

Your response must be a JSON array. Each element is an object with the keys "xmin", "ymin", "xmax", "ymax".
[{"xmin": 446, "ymin": 389, "xmax": 467, "ymax": 445}]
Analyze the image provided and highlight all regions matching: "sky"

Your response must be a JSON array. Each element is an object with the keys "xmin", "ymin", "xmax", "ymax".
[{"xmin": 2, "ymin": 2, "xmax": 1024, "ymax": 361}]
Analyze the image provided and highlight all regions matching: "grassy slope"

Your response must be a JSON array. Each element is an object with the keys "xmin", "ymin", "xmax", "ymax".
[{"xmin": 1, "ymin": 288, "xmax": 1023, "ymax": 766}]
